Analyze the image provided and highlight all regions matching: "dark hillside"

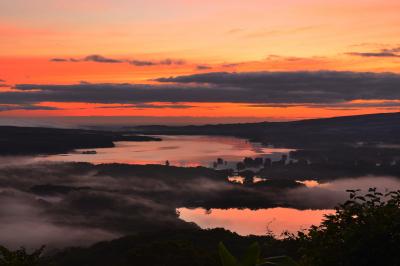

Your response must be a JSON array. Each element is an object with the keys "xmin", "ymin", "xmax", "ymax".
[
  {"xmin": 134, "ymin": 112, "xmax": 400, "ymax": 148},
  {"xmin": 0, "ymin": 126, "xmax": 160, "ymax": 155}
]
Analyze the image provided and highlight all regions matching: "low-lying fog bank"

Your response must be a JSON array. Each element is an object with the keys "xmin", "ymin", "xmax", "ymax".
[{"xmin": 0, "ymin": 161, "xmax": 399, "ymax": 248}]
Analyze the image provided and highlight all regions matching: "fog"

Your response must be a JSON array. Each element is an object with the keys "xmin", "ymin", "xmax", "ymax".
[
  {"xmin": 0, "ymin": 162, "xmax": 199, "ymax": 249},
  {"xmin": 285, "ymin": 176, "xmax": 400, "ymax": 209},
  {"xmin": 0, "ymin": 160, "xmax": 399, "ymax": 248},
  {"xmin": 0, "ymin": 189, "xmax": 118, "ymax": 249}
]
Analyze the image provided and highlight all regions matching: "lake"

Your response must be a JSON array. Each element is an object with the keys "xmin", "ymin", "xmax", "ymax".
[
  {"xmin": 178, "ymin": 207, "xmax": 334, "ymax": 236},
  {"xmin": 37, "ymin": 135, "xmax": 294, "ymax": 167}
]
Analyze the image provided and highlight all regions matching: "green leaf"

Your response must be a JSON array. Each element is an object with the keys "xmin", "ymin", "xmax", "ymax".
[
  {"xmin": 240, "ymin": 242, "xmax": 261, "ymax": 266},
  {"xmin": 219, "ymin": 242, "xmax": 238, "ymax": 266},
  {"xmin": 260, "ymin": 256, "xmax": 299, "ymax": 266}
]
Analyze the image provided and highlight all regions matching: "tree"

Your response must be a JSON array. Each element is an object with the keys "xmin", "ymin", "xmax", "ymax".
[
  {"xmin": 218, "ymin": 242, "xmax": 298, "ymax": 266},
  {"xmin": 0, "ymin": 246, "xmax": 50, "ymax": 266},
  {"xmin": 297, "ymin": 188, "xmax": 400, "ymax": 266}
]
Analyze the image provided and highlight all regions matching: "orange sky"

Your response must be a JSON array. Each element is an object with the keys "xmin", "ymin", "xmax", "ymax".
[{"xmin": 1, "ymin": 0, "xmax": 400, "ymax": 123}]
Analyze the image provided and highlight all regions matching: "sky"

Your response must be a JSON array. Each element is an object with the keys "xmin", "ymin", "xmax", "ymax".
[{"xmin": 1, "ymin": 0, "xmax": 400, "ymax": 124}]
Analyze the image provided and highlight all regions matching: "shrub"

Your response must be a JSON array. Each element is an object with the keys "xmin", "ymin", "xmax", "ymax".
[
  {"xmin": 0, "ymin": 246, "xmax": 50, "ymax": 266},
  {"xmin": 219, "ymin": 242, "xmax": 298, "ymax": 266},
  {"xmin": 297, "ymin": 188, "xmax": 400, "ymax": 266}
]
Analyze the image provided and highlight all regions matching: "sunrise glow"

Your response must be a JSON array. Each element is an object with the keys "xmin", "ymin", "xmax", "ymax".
[{"xmin": 1, "ymin": 0, "xmax": 400, "ymax": 122}]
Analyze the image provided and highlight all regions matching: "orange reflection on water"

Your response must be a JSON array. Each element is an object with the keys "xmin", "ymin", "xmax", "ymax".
[
  {"xmin": 38, "ymin": 135, "xmax": 291, "ymax": 166},
  {"xmin": 178, "ymin": 207, "xmax": 334, "ymax": 236},
  {"xmin": 296, "ymin": 180, "xmax": 321, "ymax": 188}
]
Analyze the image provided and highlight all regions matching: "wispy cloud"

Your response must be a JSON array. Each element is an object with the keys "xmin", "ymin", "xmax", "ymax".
[
  {"xmin": 226, "ymin": 28, "xmax": 245, "ymax": 34},
  {"xmin": 248, "ymin": 100, "xmax": 400, "ymax": 110},
  {"xmin": 94, "ymin": 103, "xmax": 195, "ymax": 109},
  {"xmin": 84, "ymin": 54, "xmax": 123, "ymax": 63},
  {"xmin": 50, "ymin": 55, "xmax": 185, "ymax": 66},
  {"xmin": 0, "ymin": 104, "xmax": 60, "ymax": 112},
  {"xmin": 347, "ymin": 52, "xmax": 400, "ymax": 58},
  {"xmin": 347, "ymin": 46, "xmax": 400, "ymax": 58},
  {"xmin": 196, "ymin": 65, "xmax": 212, "ymax": 70}
]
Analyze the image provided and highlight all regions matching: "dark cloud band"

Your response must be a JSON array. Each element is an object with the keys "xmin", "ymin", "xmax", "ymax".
[
  {"xmin": 1, "ymin": 71, "xmax": 400, "ymax": 110},
  {"xmin": 347, "ymin": 52, "xmax": 400, "ymax": 58}
]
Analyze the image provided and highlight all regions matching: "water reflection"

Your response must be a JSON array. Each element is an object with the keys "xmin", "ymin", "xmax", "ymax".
[
  {"xmin": 228, "ymin": 176, "xmax": 267, "ymax": 184},
  {"xmin": 296, "ymin": 180, "xmax": 321, "ymax": 188},
  {"xmin": 228, "ymin": 176, "xmax": 245, "ymax": 184},
  {"xmin": 37, "ymin": 135, "xmax": 293, "ymax": 167},
  {"xmin": 178, "ymin": 207, "xmax": 334, "ymax": 236},
  {"xmin": 180, "ymin": 176, "xmax": 400, "ymax": 236}
]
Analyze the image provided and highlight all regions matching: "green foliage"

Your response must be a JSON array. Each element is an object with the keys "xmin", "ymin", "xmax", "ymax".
[
  {"xmin": 218, "ymin": 242, "xmax": 298, "ymax": 266},
  {"xmin": 297, "ymin": 188, "xmax": 400, "ymax": 266},
  {"xmin": 0, "ymin": 246, "xmax": 49, "ymax": 266},
  {"xmin": 126, "ymin": 240, "xmax": 216, "ymax": 266}
]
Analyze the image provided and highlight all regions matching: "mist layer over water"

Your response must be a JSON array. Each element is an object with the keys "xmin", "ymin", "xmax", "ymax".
[
  {"xmin": 179, "ymin": 176, "xmax": 400, "ymax": 236},
  {"xmin": 0, "ymin": 133, "xmax": 399, "ymax": 247}
]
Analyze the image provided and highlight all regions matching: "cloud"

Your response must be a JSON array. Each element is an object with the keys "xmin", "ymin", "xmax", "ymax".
[
  {"xmin": 347, "ymin": 52, "xmax": 400, "ymax": 58},
  {"xmin": 347, "ymin": 46, "xmax": 400, "ymax": 58},
  {"xmin": 127, "ymin": 59, "xmax": 185, "ymax": 66},
  {"xmin": 128, "ymin": 60, "xmax": 156, "ymax": 66},
  {"xmin": 84, "ymin": 54, "xmax": 123, "ymax": 63},
  {"xmin": 385, "ymin": 47, "xmax": 400, "ymax": 53},
  {"xmin": 95, "ymin": 103, "xmax": 195, "ymax": 109},
  {"xmin": 51, "ymin": 55, "xmax": 123, "ymax": 63},
  {"xmin": 50, "ymin": 55, "xmax": 185, "ymax": 66},
  {"xmin": 196, "ymin": 65, "xmax": 212, "ymax": 70},
  {"xmin": 131, "ymin": 103, "xmax": 194, "ymax": 109},
  {"xmin": 2, "ymin": 71, "xmax": 400, "ymax": 108},
  {"xmin": 221, "ymin": 63, "xmax": 242, "ymax": 68},
  {"xmin": 159, "ymin": 59, "xmax": 185, "ymax": 65},
  {"xmin": 0, "ymin": 104, "xmax": 60, "ymax": 112},
  {"xmin": 155, "ymin": 71, "xmax": 400, "ymax": 103},
  {"xmin": 50, "ymin": 58, "xmax": 70, "ymax": 62},
  {"xmin": 0, "ymin": 79, "xmax": 5, "ymax": 82},
  {"xmin": 248, "ymin": 100, "xmax": 400, "ymax": 110}
]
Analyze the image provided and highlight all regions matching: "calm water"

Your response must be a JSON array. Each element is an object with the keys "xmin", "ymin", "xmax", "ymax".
[
  {"xmin": 179, "ymin": 176, "xmax": 400, "ymax": 236},
  {"xmin": 178, "ymin": 208, "xmax": 334, "ymax": 236},
  {"xmin": 37, "ymin": 135, "xmax": 293, "ymax": 167}
]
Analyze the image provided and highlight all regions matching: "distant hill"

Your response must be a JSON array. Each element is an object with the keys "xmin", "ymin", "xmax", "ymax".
[
  {"xmin": 133, "ymin": 112, "xmax": 400, "ymax": 148},
  {"xmin": 0, "ymin": 126, "xmax": 160, "ymax": 155},
  {"xmin": 2, "ymin": 112, "xmax": 399, "ymax": 155}
]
